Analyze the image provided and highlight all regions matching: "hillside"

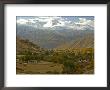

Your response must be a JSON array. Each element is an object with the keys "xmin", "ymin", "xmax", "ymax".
[
  {"xmin": 56, "ymin": 35, "xmax": 94, "ymax": 49},
  {"xmin": 16, "ymin": 37, "xmax": 64, "ymax": 74},
  {"xmin": 16, "ymin": 37, "xmax": 43, "ymax": 55},
  {"xmin": 16, "ymin": 37, "xmax": 94, "ymax": 74}
]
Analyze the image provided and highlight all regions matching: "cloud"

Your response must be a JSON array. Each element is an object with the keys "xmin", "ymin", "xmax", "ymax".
[
  {"xmin": 17, "ymin": 16, "xmax": 64, "ymax": 27},
  {"xmin": 17, "ymin": 16, "xmax": 94, "ymax": 30},
  {"xmin": 17, "ymin": 19, "xmax": 28, "ymax": 24},
  {"xmin": 43, "ymin": 17, "xmax": 66, "ymax": 28},
  {"xmin": 43, "ymin": 19, "xmax": 52, "ymax": 27},
  {"xmin": 74, "ymin": 18, "xmax": 94, "ymax": 30}
]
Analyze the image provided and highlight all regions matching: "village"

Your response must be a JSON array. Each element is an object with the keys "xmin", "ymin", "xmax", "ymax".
[{"xmin": 16, "ymin": 48, "xmax": 94, "ymax": 74}]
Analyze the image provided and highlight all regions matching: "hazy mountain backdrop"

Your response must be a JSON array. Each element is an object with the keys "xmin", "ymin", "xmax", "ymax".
[{"xmin": 16, "ymin": 16, "xmax": 94, "ymax": 49}]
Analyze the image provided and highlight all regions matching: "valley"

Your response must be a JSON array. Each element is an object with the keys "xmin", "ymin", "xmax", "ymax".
[
  {"xmin": 16, "ymin": 16, "xmax": 94, "ymax": 74},
  {"xmin": 16, "ymin": 37, "xmax": 94, "ymax": 74}
]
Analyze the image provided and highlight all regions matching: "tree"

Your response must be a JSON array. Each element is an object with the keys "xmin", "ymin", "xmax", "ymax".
[{"xmin": 63, "ymin": 60, "xmax": 75, "ymax": 74}]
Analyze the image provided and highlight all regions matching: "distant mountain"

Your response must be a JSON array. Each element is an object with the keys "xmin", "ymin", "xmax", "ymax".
[{"xmin": 17, "ymin": 24, "xmax": 94, "ymax": 49}]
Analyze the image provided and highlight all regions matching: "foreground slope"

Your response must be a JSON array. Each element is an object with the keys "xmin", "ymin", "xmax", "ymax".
[{"xmin": 16, "ymin": 37, "xmax": 42, "ymax": 54}]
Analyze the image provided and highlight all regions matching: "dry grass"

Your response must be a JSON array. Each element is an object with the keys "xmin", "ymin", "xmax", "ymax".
[{"xmin": 16, "ymin": 61, "xmax": 63, "ymax": 74}]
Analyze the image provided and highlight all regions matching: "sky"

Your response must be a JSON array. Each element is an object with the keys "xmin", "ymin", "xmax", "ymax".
[{"xmin": 16, "ymin": 16, "xmax": 94, "ymax": 30}]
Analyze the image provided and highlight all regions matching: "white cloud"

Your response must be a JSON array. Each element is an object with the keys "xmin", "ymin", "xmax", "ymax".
[
  {"xmin": 28, "ymin": 19, "xmax": 37, "ymax": 23},
  {"xmin": 17, "ymin": 16, "xmax": 72, "ymax": 28},
  {"xmin": 43, "ymin": 16, "xmax": 66, "ymax": 28},
  {"xmin": 74, "ymin": 18, "xmax": 94, "ymax": 30},
  {"xmin": 17, "ymin": 17, "xmax": 94, "ymax": 30},
  {"xmin": 17, "ymin": 19, "xmax": 28, "ymax": 24},
  {"xmin": 43, "ymin": 19, "xmax": 52, "ymax": 27}
]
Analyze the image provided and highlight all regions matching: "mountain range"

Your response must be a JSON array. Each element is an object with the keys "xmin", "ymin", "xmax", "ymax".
[{"xmin": 16, "ymin": 24, "xmax": 94, "ymax": 49}]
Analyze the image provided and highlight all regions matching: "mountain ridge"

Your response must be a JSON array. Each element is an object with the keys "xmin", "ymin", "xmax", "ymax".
[{"xmin": 17, "ymin": 24, "xmax": 94, "ymax": 49}]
